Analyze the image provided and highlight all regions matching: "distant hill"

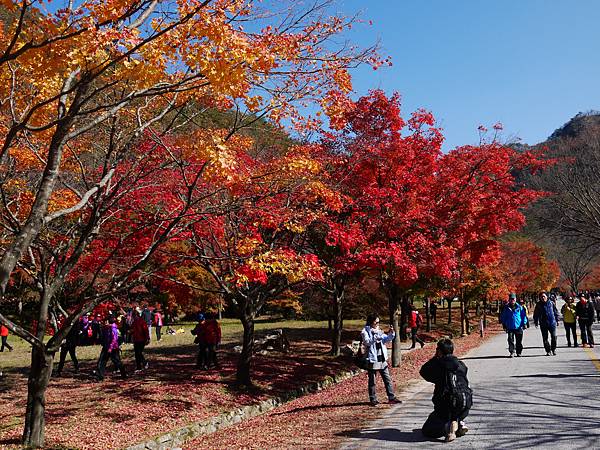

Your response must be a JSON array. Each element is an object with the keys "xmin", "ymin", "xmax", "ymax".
[{"xmin": 548, "ymin": 110, "xmax": 600, "ymax": 140}]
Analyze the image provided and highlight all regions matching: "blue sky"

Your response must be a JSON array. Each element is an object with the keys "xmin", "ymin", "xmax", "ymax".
[{"xmin": 337, "ymin": 0, "xmax": 600, "ymax": 150}]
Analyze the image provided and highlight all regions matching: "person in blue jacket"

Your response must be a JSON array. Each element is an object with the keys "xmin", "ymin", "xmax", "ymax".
[
  {"xmin": 500, "ymin": 293, "xmax": 528, "ymax": 357},
  {"xmin": 360, "ymin": 314, "xmax": 402, "ymax": 406},
  {"xmin": 533, "ymin": 292, "xmax": 559, "ymax": 356}
]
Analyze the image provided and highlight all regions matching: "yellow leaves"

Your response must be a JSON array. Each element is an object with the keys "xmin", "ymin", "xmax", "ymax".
[
  {"xmin": 48, "ymin": 189, "xmax": 79, "ymax": 214},
  {"xmin": 177, "ymin": 129, "xmax": 253, "ymax": 184}
]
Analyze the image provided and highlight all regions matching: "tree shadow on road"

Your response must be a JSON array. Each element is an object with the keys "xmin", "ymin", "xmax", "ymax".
[
  {"xmin": 461, "ymin": 354, "xmax": 547, "ymax": 360},
  {"xmin": 337, "ymin": 427, "xmax": 435, "ymax": 443},
  {"xmin": 511, "ymin": 373, "xmax": 600, "ymax": 378}
]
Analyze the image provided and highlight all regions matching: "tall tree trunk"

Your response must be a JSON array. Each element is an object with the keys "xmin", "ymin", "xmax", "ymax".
[
  {"xmin": 330, "ymin": 280, "xmax": 344, "ymax": 356},
  {"xmin": 425, "ymin": 297, "xmax": 431, "ymax": 332},
  {"xmin": 399, "ymin": 296, "xmax": 410, "ymax": 341},
  {"xmin": 447, "ymin": 299, "xmax": 453, "ymax": 324},
  {"xmin": 236, "ymin": 312, "xmax": 255, "ymax": 386},
  {"xmin": 483, "ymin": 297, "xmax": 488, "ymax": 329},
  {"xmin": 460, "ymin": 293, "xmax": 466, "ymax": 336},
  {"xmin": 388, "ymin": 290, "xmax": 401, "ymax": 367},
  {"xmin": 22, "ymin": 347, "xmax": 54, "ymax": 448}
]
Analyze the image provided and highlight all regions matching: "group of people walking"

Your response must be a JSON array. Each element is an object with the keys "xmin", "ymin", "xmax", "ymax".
[
  {"xmin": 53, "ymin": 305, "xmax": 218, "ymax": 381},
  {"xmin": 500, "ymin": 291, "xmax": 596, "ymax": 358}
]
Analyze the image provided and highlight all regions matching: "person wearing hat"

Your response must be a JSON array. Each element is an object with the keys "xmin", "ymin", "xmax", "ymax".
[
  {"xmin": 500, "ymin": 293, "xmax": 528, "ymax": 357},
  {"xmin": 191, "ymin": 313, "xmax": 208, "ymax": 369},
  {"xmin": 561, "ymin": 296, "xmax": 578, "ymax": 347}
]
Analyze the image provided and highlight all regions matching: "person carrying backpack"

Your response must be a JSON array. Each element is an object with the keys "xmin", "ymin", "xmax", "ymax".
[
  {"xmin": 408, "ymin": 304, "xmax": 425, "ymax": 349},
  {"xmin": 533, "ymin": 292, "xmax": 559, "ymax": 355},
  {"xmin": 420, "ymin": 338, "xmax": 472, "ymax": 442}
]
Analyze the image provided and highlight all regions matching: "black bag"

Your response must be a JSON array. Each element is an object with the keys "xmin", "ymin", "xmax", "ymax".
[
  {"xmin": 353, "ymin": 339, "xmax": 369, "ymax": 370},
  {"xmin": 441, "ymin": 370, "xmax": 473, "ymax": 417}
]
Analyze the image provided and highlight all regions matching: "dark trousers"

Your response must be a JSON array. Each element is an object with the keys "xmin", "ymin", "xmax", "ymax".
[
  {"xmin": 368, "ymin": 365, "xmax": 395, "ymax": 402},
  {"xmin": 579, "ymin": 321, "xmax": 595, "ymax": 346},
  {"xmin": 431, "ymin": 310, "xmax": 437, "ymax": 324},
  {"xmin": 410, "ymin": 328, "xmax": 425, "ymax": 348},
  {"xmin": 155, "ymin": 326, "xmax": 162, "ymax": 341},
  {"xmin": 540, "ymin": 325, "xmax": 557, "ymax": 352},
  {"xmin": 564, "ymin": 322, "xmax": 577, "ymax": 346},
  {"xmin": 56, "ymin": 344, "xmax": 78, "ymax": 374},
  {"xmin": 422, "ymin": 408, "xmax": 470, "ymax": 438},
  {"xmin": 196, "ymin": 343, "xmax": 208, "ymax": 368},
  {"xmin": 0, "ymin": 336, "xmax": 13, "ymax": 352},
  {"xmin": 96, "ymin": 348, "xmax": 126, "ymax": 380},
  {"xmin": 206, "ymin": 344, "xmax": 219, "ymax": 368},
  {"xmin": 596, "ymin": 310, "xmax": 600, "ymax": 322},
  {"xmin": 133, "ymin": 342, "xmax": 147, "ymax": 370},
  {"xmin": 507, "ymin": 329, "xmax": 523, "ymax": 355}
]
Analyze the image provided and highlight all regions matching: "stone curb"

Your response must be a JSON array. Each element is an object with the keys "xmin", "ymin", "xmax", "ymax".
[{"xmin": 124, "ymin": 367, "xmax": 364, "ymax": 450}]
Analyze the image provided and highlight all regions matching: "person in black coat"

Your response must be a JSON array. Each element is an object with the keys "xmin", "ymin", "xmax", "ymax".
[
  {"xmin": 575, "ymin": 295, "xmax": 595, "ymax": 348},
  {"xmin": 420, "ymin": 338, "xmax": 472, "ymax": 442},
  {"xmin": 56, "ymin": 320, "xmax": 81, "ymax": 376}
]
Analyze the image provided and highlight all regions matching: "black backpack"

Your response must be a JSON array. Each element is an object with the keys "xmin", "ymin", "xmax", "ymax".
[{"xmin": 441, "ymin": 370, "xmax": 473, "ymax": 417}]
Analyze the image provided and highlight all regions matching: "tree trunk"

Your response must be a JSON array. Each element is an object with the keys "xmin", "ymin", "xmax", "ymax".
[
  {"xmin": 388, "ymin": 292, "xmax": 401, "ymax": 367},
  {"xmin": 236, "ymin": 313, "xmax": 255, "ymax": 386},
  {"xmin": 399, "ymin": 296, "xmax": 410, "ymax": 341},
  {"xmin": 447, "ymin": 299, "xmax": 453, "ymax": 324},
  {"xmin": 483, "ymin": 297, "xmax": 488, "ymax": 328},
  {"xmin": 460, "ymin": 295, "xmax": 466, "ymax": 336},
  {"xmin": 330, "ymin": 281, "xmax": 344, "ymax": 356},
  {"xmin": 22, "ymin": 346, "xmax": 54, "ymax": 448},
  {"xmin": 425, "ymin": 297, "xmax": 431, "ymax": 332}
]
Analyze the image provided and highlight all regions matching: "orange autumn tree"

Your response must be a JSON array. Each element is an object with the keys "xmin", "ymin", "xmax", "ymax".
[
  {"xmin": 489, "ymin": 238, "xmax": 559, "ymax": 300},
  {"xmin": 0, "ymin": 1, "xmax": 379, "ymax": 446}
]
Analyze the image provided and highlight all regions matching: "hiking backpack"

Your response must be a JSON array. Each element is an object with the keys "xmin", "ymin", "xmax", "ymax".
[{"xmin": 442, "ymin": 370, "xmax": 473, "ymax": 417}]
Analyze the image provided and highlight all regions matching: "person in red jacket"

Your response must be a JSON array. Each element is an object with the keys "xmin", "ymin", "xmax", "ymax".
[
  {"xmin": 0, "ymin": 325, "xmax": 13, "ymax": 352},
  {"xmin": 204, "ymin": 313, "xmax": 222, "ymax": 369},
  {"xmin": 408, "ymin": 304, "xmax": 425, "ymax": 349},
  {"xmin": 191, "ymin": 313, "xmax": 208, "ymax": 369},
  {"xmin": 130, "ymin": 309, "xmax": 150, "ymax": 372}
]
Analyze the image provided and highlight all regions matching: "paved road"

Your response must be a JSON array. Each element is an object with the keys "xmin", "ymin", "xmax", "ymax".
[{"xmin": 340, "ymin": 303, "xmax": 600, "ymax": 450}]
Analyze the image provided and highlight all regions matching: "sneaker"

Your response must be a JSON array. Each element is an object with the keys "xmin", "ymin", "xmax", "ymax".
[
  {"xmin": 567, "ymin": 343, "xmax": 571, "ymax": 347},
  {"xmin": 552, "ymin": 350, "xmax": 557, "ymax": 356},
  {"xmin": 134, "ymin": 369, "xmax": 142, "ymax": 374},
  {"xmin": 445, "ymin": 421, "xmax": 458, "ymax": 442},
  {"xmin": 144, "ymin": 362, "xmax": 149, "ymax": 370},
  {"xmin": 420, "ymin": 342, "xmax": 425, "ymax": 348},
  {"xmin": 388, "ymin": 398, "xmax": 402, "ymax": 404},
  {"xmin": 590, "ymin": 344, "xmax": 594, "ymax": 348},
  {"xmin": 456, "ymin": 423, "xmax": 469, "ymax": 437},
  {"xmin": 369, "ymin": 400, "xmax": 379, "ymax": 407},
  {"xmin": 545, "ymin": 352, "xmax": 550, "ymax": 356},
  {"xmin": 516, "ymin": 353, "xmax": 521, "ymax": 357},
  {"xmin": 574, "ymin": 343, "xmax": 579, "ymax": 347},
  {"xmin": 509, "ymin": 353, "xmax": 513, "ymax": 358}
]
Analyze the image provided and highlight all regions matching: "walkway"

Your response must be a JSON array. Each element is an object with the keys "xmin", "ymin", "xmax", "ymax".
[{"xmin": 340, "ymin": 302, "xmax": 600, "ymax": 449}]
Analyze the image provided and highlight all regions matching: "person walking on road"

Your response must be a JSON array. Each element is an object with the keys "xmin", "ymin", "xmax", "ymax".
[
  {"xmin": 360, "ymin": 314, "xmax": 401, "ymax": 407},
  {"xmin": 576, "ymin": 295, "xmax": 595, "ymax": 348},
  {"xmin": 408, "ymin": 305, "xmax": 425, "ymax": 349},
  {"xmin": 420, "ymin": 338, "xmax": 472, "ymax": 442},
  {"xmin": 533, "ymin": 292, "xmax": 559, "ymax": 356},
  {"xmin": 561, "ymin": 296, "xmax": 578, "ymax": 347},
  {"xmin": 500, "ymin": 293, "xmax": 528, "ymax": 357}
]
